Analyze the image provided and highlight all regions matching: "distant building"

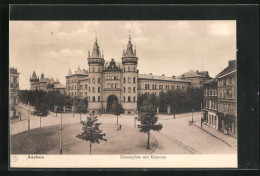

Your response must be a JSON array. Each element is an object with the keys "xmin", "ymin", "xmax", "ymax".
[
  {"xmin": 30, "ymin": 72, "xmax": 65, "ymax": 94},
  {"xmin": 65, "ymin": 35, "xmax": 207, "ymax": 114},
  {"xmin": 216, "ymin": 60, "xmax": 237, "ymax": 137},
  {"xmin": 178, "ymin": 70, "xmax": 212, "ymax": 89},
  {"xmin": 9, "ymin": 67, "xmax": 20, "ymax": 118},
  {"xmin": 203, "ymin": 79, "xmax": 218, "ymax": 129}
]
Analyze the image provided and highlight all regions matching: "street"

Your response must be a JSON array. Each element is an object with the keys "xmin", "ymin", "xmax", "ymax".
[{"xmin": 10, "ymin": 105, "xmax": 237, "ymax": 154}]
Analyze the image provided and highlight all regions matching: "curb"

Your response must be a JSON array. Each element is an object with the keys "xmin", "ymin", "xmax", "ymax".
[{"xmin": 149, "ymin": 132, "xmax": 159, "ymax": 154}]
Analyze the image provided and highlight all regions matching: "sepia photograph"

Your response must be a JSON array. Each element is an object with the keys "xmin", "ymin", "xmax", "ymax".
[{"xmin": 9, "ymin": 20, "xmax": 237, "ymax": 168}]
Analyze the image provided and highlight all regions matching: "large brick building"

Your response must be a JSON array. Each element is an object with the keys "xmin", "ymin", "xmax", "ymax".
[
  {"xmin": 10, "ymin": 67, "xmax": 20, "ymax": 118},
  {"xmin": 66, "ymin": 35, "xmax": 211, "ymax": 114}
]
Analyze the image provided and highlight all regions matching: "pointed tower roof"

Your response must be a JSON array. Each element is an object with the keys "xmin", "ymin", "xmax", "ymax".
[
  {"xmin": 90, "ymin": 36, "xmax": 101, "ymax": 58},
  {"xmin": 40, "ymin": 73, "xmax": 44, "ymax": 80},
  {"xmin": 68, "ymin": 68, "xmax": 72, "ymax": 76},
  {"xmin": 31, "ymin": 71, "xmax": 37, "ymax": 80},
  {"xmin": 124, "ymin": 33, "xmax": 134, "ymax": 57}
]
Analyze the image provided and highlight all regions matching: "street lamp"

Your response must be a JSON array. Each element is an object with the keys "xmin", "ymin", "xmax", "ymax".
[
  {"xmin": 192, "ymin": 108, "xmax": 194, "ymax": 123},
  {"xmin": 60, "ymin": 107, "xmax": 63, "ymax": 155}
]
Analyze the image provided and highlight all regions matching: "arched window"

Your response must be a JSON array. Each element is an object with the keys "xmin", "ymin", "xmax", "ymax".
[
  {"xmin": 92, "ymin": 87, "xmax": 95, "ymax": 93},
  {"xmin": 123, "ymin": 96, "xmax": 125, "ymax": 102},
  {"xmin": 89, "ymin": 87, "xmax": 91, "ymax": 92},
  {"xmin": 128, "ymin": 96, "xmax": 131, "ymax": 102},
  {"xmin": 133, "ymin": 77, "xmax": 136, "ymax": 83},
  {"xmin": 93, "ymin": 96, "xmax": 95, "ymax": 102},
  {"xmin": 98, "ymin": 96, "xmax": 100, "ymax": 102},
  {"xmin": 133, "ymin": 96, "xmax": 136, "ymax": 102},
  {"xmin": 124, "ymin": 87, "xmax": 126, "ymax": 93},
  {"xmin": 128, "ymin": 87, "xmax": 131, "ymax": 93},
  {"xmin": 111, "ymin": 83, "xmax": 114, "ymax": 88},
  {"xmin": 115, "ymin": 83, "xmax": 118, "ymax": 88},
  {"xmin": 92, "ymin": 77, "xmax": 96, "ymax": 84},
  {"xmin": 123, "ymin": 77, "xmax": 126, "ymax": 83},
  {"xmin": 98, "ymin": 78, "xmax": 101, "ymax": 84},
  {"xmin": 134, "ymin": 67, "xmax": 136, "ymax": 72},
  {"xmin": 133, "ymin": 87, "xmax": 136, "ymax": 93}
]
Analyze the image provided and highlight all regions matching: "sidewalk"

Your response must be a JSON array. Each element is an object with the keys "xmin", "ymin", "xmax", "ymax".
[{"xmin": 193, "ymin": 120, "xmax": 237, "ymax": 150}]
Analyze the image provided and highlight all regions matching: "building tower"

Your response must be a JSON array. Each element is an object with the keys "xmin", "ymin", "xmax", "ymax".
[
  {"xmin": 121, "ymin": 34, "xmax": 138, "ymax": 114},
  {"xmin": 87, "ymin": 36, "xmax": 105, "ymax": 114},
  {"xmin": 30, "ymin": 71, "xmax": 39, "ymax": 90}
]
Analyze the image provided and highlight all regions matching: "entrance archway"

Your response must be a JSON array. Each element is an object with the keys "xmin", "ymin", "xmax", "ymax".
[{"xmin": 107, "ymin": 95, "xmax": 118, "ymax": 114}]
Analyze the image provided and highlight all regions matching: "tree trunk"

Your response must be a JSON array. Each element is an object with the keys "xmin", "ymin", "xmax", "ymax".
[
  {"xmin": 117, "ymin": 115, "xmax": 118, "ymax": 125},
  {"xmin": 90, "ymin": 142, "xmax": 92, "ymax": 155},
  {"xmin": 147, "ymin": 132, "xmax": 150, "ymax": 149}
]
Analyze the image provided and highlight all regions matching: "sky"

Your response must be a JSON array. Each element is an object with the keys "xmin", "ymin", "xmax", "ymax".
[{"xmin": 9, "ymin": 21, "xmax": 236, "ymax": 90}]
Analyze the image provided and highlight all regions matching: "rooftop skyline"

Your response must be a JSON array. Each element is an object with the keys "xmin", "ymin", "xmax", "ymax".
[{"xmin": 10, "ymin": 21, "xmax": 236, "ymax": 90}]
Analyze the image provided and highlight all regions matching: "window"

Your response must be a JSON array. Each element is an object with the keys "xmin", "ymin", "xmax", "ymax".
[
  {"xmin": 128, "ymin": 96, "xmax": 131, "ymax": 102},
  {"xmin": 93, "ymin": 96, "xmax": 95, "ymax": 102},
  {"xmin": 128, "ymin": 67, "xmax": 130, "ymax": 71},
  {"xmin": 134, "ymin": 67, "xmax": 136, "ymax": 72},
  {"xmin": 92, "ymin": 77, "xmax": 96, "ymax": 84},
  {"xmin": 93, "ymin": 67, "xmax": 95, "ymax": 72},
  {"xmin": 98, "ymin": 78, "xmax": 101, "ymax": 84},
  {"xmin": 171, "ymin": 86, "xmax": 174, "ymax": 90},
  {"xmin": 133, "ymin": 96, "xmax": 136, "ymax": 102},
  {"xmin": 92, "ymin": 87, "xmax": 95, "ymax": 93},
  {"xmin": 123, "ymin": 77, "xmax": 126, "ymax": 83},
  {"xmin": 85, "ymin": 84, "xmax": 88, "ymax": 89},
  {"xmin": 115, "ymin": 83, "xmax": 118, "ymax": 88},
  {"xmin": 133, "ymin": 77, "xmax": 136, "ymax": 83},
  {"xmin": 98, "ymin": 87, "xmax": 101, "ymax": 93},
  {"xmin": 124, "ymin": 67, "xmax": 125, "ymax": 72},
  {"xmin": 89, "ymin": 87, "xmax": 91, "ymax": 92},
  {"xmin": 124, "ymin": 87, "xmax": 126, "ymax": 93},
  {"xmin": 133, "ymin": 87, "xmax": 136, "ymax": 93},
  {"xmin": 123, "ymin": 96, "xmax": 125, "ymax": 102},
  {"xmin": 148, "ymin": 84, "xmax": 150, "ymax": 89},
  {"xmin": 128, "ymin": 77, "xmax": 131, "ymax": 83},
  {"xmin": 128, "ymin": 87, "xmax": 131, "ymax": 93},
  {"xmin": 98, "ymin": 96, "xmax": 100, "ymax": 102}
]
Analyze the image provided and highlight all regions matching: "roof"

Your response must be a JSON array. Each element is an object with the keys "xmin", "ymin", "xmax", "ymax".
[
  {"xmin": 138, "ymin": 74, "xmax": 190, "ymax": 83},
  {"xmin": 216, "ymin": 60, "xmax": 237, "ymax": 78},
  {"xmin": 204, "ymin": 78, "xmax": 217, "ymax": 85},
  {"xmin": 178, "ymin": 70, "xmax": 209, "ymax": 78},
  {"xmin": 10, "ymin": 67, "xmax": 19, "ymax": 74},
  {"xmin": 54, "ymin": 84, "xmax": 66, "ymax": 89}
]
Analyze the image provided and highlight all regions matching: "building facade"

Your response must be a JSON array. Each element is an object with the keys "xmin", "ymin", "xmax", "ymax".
[
  {"xmin": 10, "ymin": 67, "xmax": 20, "ymax": 118},
  {"xmin": 30, "ymin": 72, "xmax": 65, "ymax": 94},
  {"xmin": 178, "ymin": 70, "xmax": 212, "ymax": 89},
  {"xmin": 216, "ymin": 60, "xmax": 237, "ymax": 137},
  {"xmin": 66, "ymin": 35, "xmax": 210, "ymax": 115},
  {"xmin": 203, "ymin": 79, "xmax": 218, "ymax": 129}
]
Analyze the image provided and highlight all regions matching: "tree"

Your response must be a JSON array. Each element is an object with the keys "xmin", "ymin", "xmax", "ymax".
[
  {"xmin": 74, "ymin": 98, "xmax": 88, "ymax": 121},
  {"xmin": 112, "ymin": 101, "xmax": 124, "ymax": 125},
  {"xmin": 137, "ymin": 101, "xmax": 163, "ymax": 149},
  {"xmin": 76, "ymin": 116, "xmax": 107, "ymax": 154},
  {"xmin": 32, "ymin": 102, "xmax": 49, "ymax": 128}
]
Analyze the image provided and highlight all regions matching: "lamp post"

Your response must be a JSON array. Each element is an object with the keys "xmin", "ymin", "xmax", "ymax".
[
  {"xmin": 60, "ymin": 108, "xmax": 63, "ymax": 155},
  {"xmin": 192, "ymin": 108, "xmax": 194, "ymax": 123}
]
